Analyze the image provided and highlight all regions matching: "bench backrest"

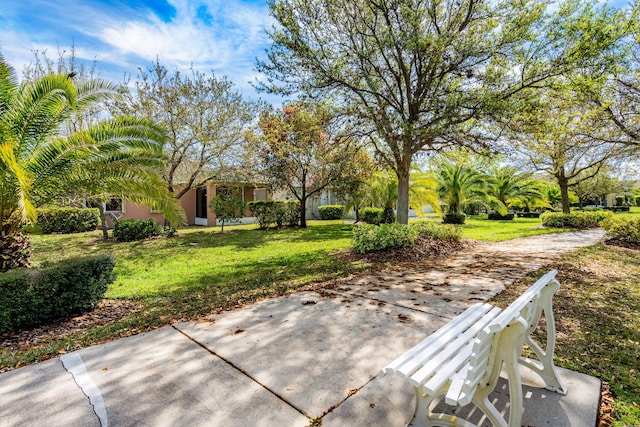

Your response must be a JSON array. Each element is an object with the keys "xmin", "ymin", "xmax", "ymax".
[{"xmin": 446, "ymin": 270, "xmax": 560, "ymax": 406}]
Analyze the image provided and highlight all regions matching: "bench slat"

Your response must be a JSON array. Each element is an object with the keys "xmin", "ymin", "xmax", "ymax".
[
  {"xmin": 396, "ymin": 305, "xmax": 497, "ymax": 379},
  {"xmin": 381, "ymin": 303, "xmax": 493, "ymax": 376},
  {"xmin": 408, "ymin": 306, "xmax": 501, "ymax": 388}
]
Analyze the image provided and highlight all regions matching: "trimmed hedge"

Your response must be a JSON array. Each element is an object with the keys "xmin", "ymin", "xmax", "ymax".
[
  {"xmin": 359, "ymin": 207, "xmax": 383, "ymax": 225},
  {"xmin": 318, "ymin": 205, "xmax": 344, "ymax": 220},
  {"xmin": 113, "ymin": 219, "xmax": 164, "ymax": 242},
  {"xmin": 0, "ymin": 254, "xmax": 116, "ymax": 333},
  {"xmin": 247, "ymin": 200, "xmax": 300, "ymax": 229},
  {"xmin": 540, "ymin": 210, "xmax": 613, "ymax": 229},
  {"xmin": 488, "ymin": 212, "xmax": 515, "ymax": 220},
  {"xmin": 352, "ymin": 223, "xmax": 415, "ymax": 254},
  {"xmin": 37, "ymin": 208, "xmax": 99, "ymax": 234},
  {"xmin": 516, "ymin": 212, "xmax": 541, "ymax": 218},
  {"xmin": 443, "ymin": 213, "xmax": 466, "ymax": 224},
  {"xmin": 602, "ymin": 216, "xmax": 640, "ymax": 243}
]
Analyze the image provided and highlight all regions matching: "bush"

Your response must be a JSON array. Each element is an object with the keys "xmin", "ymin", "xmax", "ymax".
[
  {"xmin": 0, "ymin": 254, "xmax": 115, "ymax": 333},
  {"xmin": 113, "ymin": 219, "xmax": 164, "ymax": 242},
  {"xmin": 318, "ymin": 205, "xmax": 344, "ymax": 220},
  {"xmin": 360, "ymin": 207, "xmax": 384, "ymax": 225},
  {"xmin": 443, "ymin": 213, "xmax": 466, "ymax": 224},
  {"xmin": 352, "ymin": 223, "xmax": 415, "ymax": 254},
  {"xmin": 635, "ymin": 196, "xmax": 640, "ymax": 207},
  {"xmin": 602, "ymin": 216, "xmax": 640, "ymax": 243},
  {"xmin": 247, "ymin": 200, "xmax": 300, "ymax": 229},
  {"xmin": 540, "ymin": 210, "xmax": 613, "ymax": 229},
  {"xmin": 37, "ymin": 208, "xmax": 99, "ymax": 234},
  {"xmin": 488, "ymin": 212, "xmax": 515, "ymax": 220},
  {"xmin": 516, "ymin": 212, "xmax": 541, "ymax": 218},
  {"xmin": 615, "ymin": 195, "xmax": 625, "ymax": 206},
  {"xmin": 410, "ymin": 221, "xmax": 462, "ymax": 241}
]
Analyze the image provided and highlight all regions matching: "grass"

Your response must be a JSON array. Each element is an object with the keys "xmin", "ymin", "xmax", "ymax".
[
  {"xmin": 491, "ymin": 245, "xmax": 640, "ymax": 427},
  {"xmin": 458, "ymin": 215, "xmax": 572, "ymax": 241},
  {"xmin": 2, "ymin": 221, "xmax": 367, "ymax": 371}
]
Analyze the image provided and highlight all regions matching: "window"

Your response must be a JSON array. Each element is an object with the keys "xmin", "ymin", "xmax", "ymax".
[{"xmin": 105, "ymin": 197, "xmax": 124, "ymax": 213}]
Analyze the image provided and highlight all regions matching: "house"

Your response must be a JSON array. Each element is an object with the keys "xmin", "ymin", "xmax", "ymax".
[{"xmin": 101, "ymin": 182, "xmax": 270, "ymax": 227}]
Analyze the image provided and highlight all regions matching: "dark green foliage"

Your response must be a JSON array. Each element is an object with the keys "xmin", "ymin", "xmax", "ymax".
[
  {"xmin": 443, "ymin": 213, "xmax": 466, "ymax": 224},
  {"xmin": 113, "ymin": 219, "xmax": 164, "ymax": 242},
  {"xmin": 37, "ymin": 208, "xmax": 99, "ymax": 234},
  {"xmin": 602, "ymin": 216, "xmax": 640, "ymax": 243},
  {"xmin": 635, "ymin": 196, "xmax": 640, "ymax": 207},
  {"xmin": 615, "ymin": 196, "xmax": 625, "ymax": 206},
  {"xmin": 0, "ymin": 254, "xmax": 115, "ymax": 333},
  {"xmin": 247, "ymin": 200, "xmax": 300, "ymax": 229},
  {"xmin": 318, "ymin": 205, "xmax": 344, "ymax": 220},
  {"xmin": 604, "ymin": 206, "xmax": 630, "ymax": 212},
  {"xmin": 381, "ymin": 206, "xmax": 396, "ymax": 224},
  {"xmin": 540, "ymin": 210, "xmax": 613, "ymax": 229},
  {"xmin": 359, "ymin": 207, "xmax": 383, "ymax": 225},
  {"xmin": 352, "ymin": 223, "xmax": 415, "ymax": 254},
  {"xmin": 488, "ymin": 212, "xmax": 515, "ymax": 220},
  {"xmin": 517, "ymin": 212, "xmax": 541, "ymax": 218}
]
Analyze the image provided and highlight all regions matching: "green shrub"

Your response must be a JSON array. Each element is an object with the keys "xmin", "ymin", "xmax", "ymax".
[
  {"xmin": 635, "ymin": 196, "xmax": 640, "ymax": 207},
  {"xmin": 0, "ymin": 254, "xmax": 115, "ymax": 333},
  {"xmin": 540, "ymin": 210, "xmax": 613, "ymax": 229},
  {"xmin": 247, "ymin": 200, "xmax": 275, "ymax": 229},
  {"xmin": 248, "ymin": 200, "xmax": 300, "ymax": 228},
  {"xmin": 516, "ymin": 212, "xmax": 541, "ymax": 218},
  {"xmin": 37, "ymin": 208, "xmax": 99, "ymax": 234},
  {"xmin": 602, "ymin": 216, "xmax": 640, "ymax": 243},
  {"xmin": 352, "ymin": 223, "xmax": 415, "ymax": 254},
  {"xmin": 318, "ymin": 205, "xmax": 344, "ymax": 220},
  {"xmin": 360, "ymin": 207, "xmax": 383, "ymax": 225},
  {"xmin": 615, "ymin": 195, "xmax": 625, "ymax": 206},
  {"xmin": 410, "ymin": 221, "xmax": 462, "ymax": 241},
  {"xmin": 487, "ymin": 212, "xmax": 515, "ymax": 220},
  {"xmin": 113, "ymin": 219, "xmax": 164, "ymax": 242},
  {"xmin": 443, "ymin": 213, "xmax": 466, "ymax": 224}
]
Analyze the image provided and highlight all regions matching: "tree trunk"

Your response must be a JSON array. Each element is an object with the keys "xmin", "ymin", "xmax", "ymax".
[
  {"xmin": 299, "ymin": 197, "xmax": 307, "ymax": 228},
  {"xmin": 396, "ymin": 159, "xmax": 411, "ymax": 225},
  {"xmin": 97, "ymin": 201, "xmax": 109, "ymax": 240},
  {"xmin": 0, "ymin": 229, "xmax": 31, "ymax": 272},
  {"xmin": 558, "ymin": 175, "xmax": 571, "ymax": 214}
]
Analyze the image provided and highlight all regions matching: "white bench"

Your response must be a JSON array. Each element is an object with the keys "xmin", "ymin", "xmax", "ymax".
[{"xmin": 380, "ymin": 270, "xmax": 566, "ymax": 427}]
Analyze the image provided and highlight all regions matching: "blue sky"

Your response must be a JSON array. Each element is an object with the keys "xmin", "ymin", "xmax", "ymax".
[
  {"xmin": 0, "ymin": 0, "xmax": 277, "ymax": 102},
  {"xmin": 0, "ymin": 0, "xmax": 634, "ymax": 106}
]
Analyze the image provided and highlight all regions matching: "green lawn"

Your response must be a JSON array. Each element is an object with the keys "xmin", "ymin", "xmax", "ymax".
[{"xmin": 458, "ymin": 215, "xmax": 573, "ymax": 241}]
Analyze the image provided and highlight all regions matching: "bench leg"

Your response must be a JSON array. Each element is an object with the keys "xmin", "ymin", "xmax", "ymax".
[
  {"xmin": 520, "ymin": 281, "xmax": 567, "ymax": 395},
  {"xmin": 409, "ymin": 387, "xmax": 476, "ymax": 427}
]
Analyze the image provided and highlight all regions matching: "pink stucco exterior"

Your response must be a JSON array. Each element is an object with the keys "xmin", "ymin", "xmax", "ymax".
[{"xmin": 105, "ymin": 183, "xmax": 270, "ymax": 227}]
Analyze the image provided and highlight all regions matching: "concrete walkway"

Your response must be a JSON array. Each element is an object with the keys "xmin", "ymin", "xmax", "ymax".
[{"xmin": 0, "ymin": 230, "xmax": 605, "ymax": 427}]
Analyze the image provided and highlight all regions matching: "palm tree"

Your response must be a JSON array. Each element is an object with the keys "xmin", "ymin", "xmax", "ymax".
[
  {"xmin": 0, "ymin": 52, "xmax": 182, "ymax": 271},
  {"xmin": 409, "ymin": 165, "xmax": 441, "ymax": 218},
  {"xmin": 436, "ymin": 163, "xmax": 488, "ymax": 224},
  {"xmin": 486, "ymin": 166, "xmax": 543, "ymax": 215}
]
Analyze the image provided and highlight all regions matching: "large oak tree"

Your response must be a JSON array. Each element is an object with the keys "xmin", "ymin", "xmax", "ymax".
[{"xmin": 257, "ymin": 0, "xmax": 633, "ymax": 223}]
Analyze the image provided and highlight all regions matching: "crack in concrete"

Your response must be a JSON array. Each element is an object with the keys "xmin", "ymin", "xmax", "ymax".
[
  {"xmin": 172, "ymin": 325, "xmax": 311, "ymax": 420},
  {"xmin": 60, "ymin": 353, "xmax": 108, "ymax": 427}
]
